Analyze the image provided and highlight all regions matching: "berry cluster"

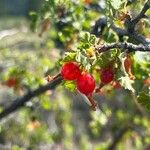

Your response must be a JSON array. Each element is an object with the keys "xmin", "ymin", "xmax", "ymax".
[
  {"xmin": 60, "ymin": 62, "xmax": 118, "ymax": 110},
  {"xmin": 61, "ymin": 62, "xmax": 95, "ymax": 96},
  {"xmin": 60, "ymin": 57, "xmax": 135, "ymax": 110},
  {"xmin": 61, "ymin": 62, "xmax": 96, "ymax": 110}
]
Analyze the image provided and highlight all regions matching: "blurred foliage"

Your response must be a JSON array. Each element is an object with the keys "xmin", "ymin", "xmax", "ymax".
[{"xmin": 0, "ymin": 0, "xmax": 150, "ymax": 149}]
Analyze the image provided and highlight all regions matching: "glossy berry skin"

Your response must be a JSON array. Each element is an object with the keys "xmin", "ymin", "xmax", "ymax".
[
  {"xmin": 6, "ymin": 78, "xmax": 16, "ymax": 87},
  {"xmin": 100, "ymin": 67, "xmax": 114, "ymax": 84},
  {"xmin": 61, "ymin": 62, "xmax": 81, "ymax": 80},
  {"xmin": 77, "ymin": 72, "xmax": 96, "ymax": 95}
]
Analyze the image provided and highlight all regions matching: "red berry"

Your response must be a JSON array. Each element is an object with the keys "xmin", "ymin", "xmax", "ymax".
[
  {"xmin": 77, "ymin": 72, "xmax": 96, "ymax": 95},
  {"xmin": 61, "ymin": 62, "xmax": 81, "ymax": 80},
  {"xmin": 6, "ymin": 78, "xmax": 16, "ymax": 87},
  {"xmin": 100, "ymin": 67, "xmax": 114, "ymax": 84}
]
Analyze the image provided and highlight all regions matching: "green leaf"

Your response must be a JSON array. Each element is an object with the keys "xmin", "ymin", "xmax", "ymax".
[
  {"xmin": 119, "ymin": 76, "xmax": 135, "ymax": 93},
  {"xmin": 84, "ymin": 32, "xmax": 90, "ymax": 42},
  {"xmin": 75, "ymin": 51, "xmax": 91, "ymax": 71},
  {"xmin": 61, "ymin": 52, "xmax": 76, "ymax": 64},
  {"xmin": 89, "ymin": 34, "xmax": 96, "ymax": 44},
  {"xmin": 79, "ymin": 32, "xmax": 96, "ymax": 49},
  {"xmin": 110, "ymin": 0, "xmax": 125, "ymax": 9},
  {"xmin": 64, "ymin": 81, "xmax": 76, "ymax": 92},
  {"xmin": 76, "ymin": 51, "xmax": 82, "ymax": 62},
  {"xmin": 137, "ymin": 92, "xmax": 150, "ymax": 110}
]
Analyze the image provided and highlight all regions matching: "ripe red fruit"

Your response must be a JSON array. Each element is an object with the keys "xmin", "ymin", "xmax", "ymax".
[
  {"xmin": 61, "ymin": 62, "xmax": 81, "ymax": 80},
  {"xmin": 6, "ymin": 78, "xmax": 16, "ymax": 87},
  {"xmin": 100, "ymin": 67, "xmax": 114, "ymax": 84},
  {"xmin": 77, "ymin": 72, "xmax": 96, "ymax": 95}
]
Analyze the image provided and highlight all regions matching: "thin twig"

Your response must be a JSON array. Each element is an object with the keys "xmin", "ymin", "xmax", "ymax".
[
  {"xmin": 0, "ymin": 74, "xmax": 62, "ymax": 120},
  {"xmin": 92, "ymin": 0, "xmax": 150, "ymax": 45},
  {"xmin": 131, "ymin": 0, "xmax": 150, "ymax": 26},
  {"xmin": 95, "ymin": 42, "xmax": 150, "ymax": 53},
  {"xmin": 126, "ymin": 0, "xmax": 150, "ymax": 33}
]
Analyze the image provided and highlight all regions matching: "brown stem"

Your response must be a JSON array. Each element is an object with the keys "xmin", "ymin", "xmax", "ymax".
[{"xmin": 0, "ymin": 74, "xmax": 62, "ymax": 120}]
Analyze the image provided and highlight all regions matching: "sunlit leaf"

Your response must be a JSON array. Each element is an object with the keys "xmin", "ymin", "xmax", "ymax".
[
  {"xmin": 110, "ymin": 0, "xmax": 125, "ymax": 9},
  {"xmin": 119, "ymin": 76, "xmax": 135, "ymax": 93},
  {"xmin": 63, "ymin": 80, "xmax": 76, "ymax": 92}
]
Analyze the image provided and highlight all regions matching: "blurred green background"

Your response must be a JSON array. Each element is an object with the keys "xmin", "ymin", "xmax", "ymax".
[{"xmin": 0, "ymin": 0, "xmax": 150, "ymax": 150}]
